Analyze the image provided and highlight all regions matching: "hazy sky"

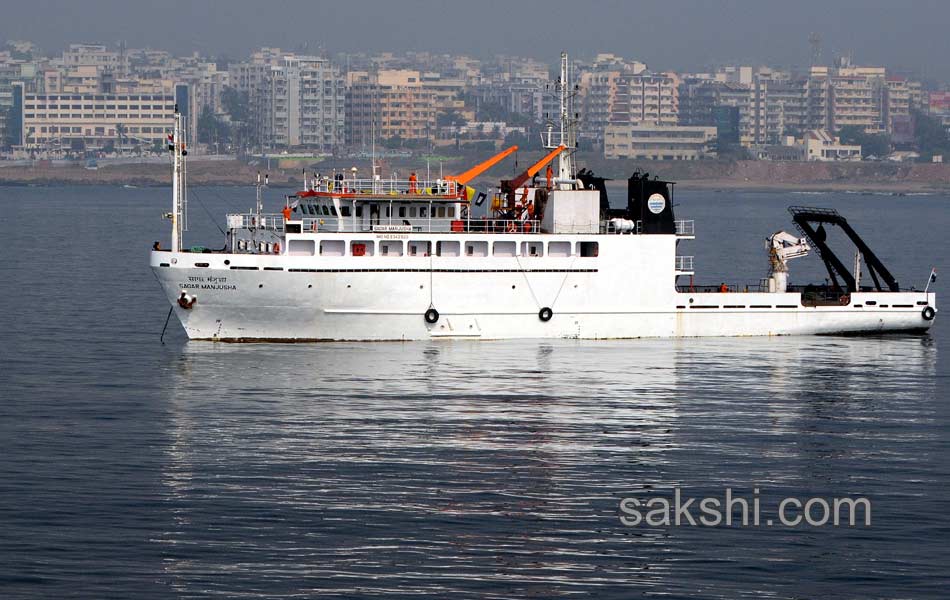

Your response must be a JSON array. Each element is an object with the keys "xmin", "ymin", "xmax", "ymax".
[{"xmin": 4, "ymin": 0, "xmax": 949, "ymax": 81}]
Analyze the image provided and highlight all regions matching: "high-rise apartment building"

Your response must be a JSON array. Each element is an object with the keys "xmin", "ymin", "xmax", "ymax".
[
  {"xmin": 230, "ymin": 50, "xmax": 344, "ymax": 151},
  {"xmin": 346, "ymin": 70, "xmax": 436, "ymax": 146}
]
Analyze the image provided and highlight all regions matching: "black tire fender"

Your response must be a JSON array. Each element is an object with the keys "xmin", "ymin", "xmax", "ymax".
[
  {"xmin": 424, "ymin": 308, "xmax": 440, "ymax": 324},
  {"xmin": 922, "ymin": 306, "xmax": 936, "ymax": 321},
  {"xmin": 538, "ymin": 307, "xmax": 553, "ymax": 322}
]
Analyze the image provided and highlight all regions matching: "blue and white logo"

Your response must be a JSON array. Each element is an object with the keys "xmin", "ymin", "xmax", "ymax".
[{"xmin": 647, "ymin": 193, "xmax": 666, "ymax": 214}]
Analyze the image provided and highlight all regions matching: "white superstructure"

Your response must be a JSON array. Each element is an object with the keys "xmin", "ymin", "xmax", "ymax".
[{"xmin": 150, "ymin": 58, "xmax": 936, "ymax": 342}]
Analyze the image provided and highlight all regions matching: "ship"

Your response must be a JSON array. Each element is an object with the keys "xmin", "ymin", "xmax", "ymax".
[{"xmin": 151, "ymin": 53, "xmax": 936, "ymax": 342}]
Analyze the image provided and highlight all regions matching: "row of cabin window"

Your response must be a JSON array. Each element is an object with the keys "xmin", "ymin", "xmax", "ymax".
[
  {"xmin": 297, "ymin": 203, "xmax": 457, "ymax": 219},
  {"xmin": 315, "ymin": 239, "xmax": 599, "ymax": 258}
]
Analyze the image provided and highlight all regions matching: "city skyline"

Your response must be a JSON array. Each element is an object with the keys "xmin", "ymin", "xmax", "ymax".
[{"xmin": 3, "ymin": 0, "xmax": 950, "ymax": 82}]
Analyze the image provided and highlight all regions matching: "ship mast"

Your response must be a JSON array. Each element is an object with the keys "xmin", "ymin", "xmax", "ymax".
[
  {"xmin": 170, "ymin": 108, "xmax": 187, "ymax": 252},
  {"xmin": 543, "ymin": 52, "xmax": 578, "ymax": 189}
]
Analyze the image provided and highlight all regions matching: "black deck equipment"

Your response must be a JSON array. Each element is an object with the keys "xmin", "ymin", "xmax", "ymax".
[{"xmin": 788, "ymin": 206, "xmax": 899, "ymax": 294}]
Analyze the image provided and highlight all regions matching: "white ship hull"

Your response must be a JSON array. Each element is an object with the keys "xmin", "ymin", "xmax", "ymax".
[
  {"xmin": 151, "ymin": 233, "xmax": 935, "ymax": 342},
  {"xmin": 150, "ymin": 60, "xmax": 936, "ymax": 343}
]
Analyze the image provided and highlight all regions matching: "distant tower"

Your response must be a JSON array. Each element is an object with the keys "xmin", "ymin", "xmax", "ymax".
[{"xmin": 808, "ymin": 32, "xmax": 822, "ymax": 66}]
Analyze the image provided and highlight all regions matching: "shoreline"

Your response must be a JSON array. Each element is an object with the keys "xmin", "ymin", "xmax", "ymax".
[{"xmin": 2, "ymin": 158, "xmax": 950, "ymax": 194}]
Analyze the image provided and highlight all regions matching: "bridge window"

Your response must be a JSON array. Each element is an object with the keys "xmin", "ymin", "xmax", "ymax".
[
  {"xmin": 287, "ymin": 239, "xmax": 315, "ymax": 256},
  {"xmin": 548, "ymin": 241, "xmax": 571, "ymax": 257},
  {"xmin": 493, "ymin": 241, "xmax": 516, "ymax": 257},
  {"xmin": 340, "ymin": 206, "xmax": 351, "ymax": 217},
  {"xmin": 408, "ymin": 241, "xmax": 431, "ymax": 256},
  {"xmin": 466, "ymin": 241, "xmax": 488, "ymax": 257},
  {"xmin": 577, "ymin": 241, "xmax": 599, "ymax": 257},
  {"xmin": 522, "ymin": 241, "xmax": 543, "ymax": 257},
  {"xmin": 319, "ymin": 240, "xmax": 345, "ymax": 256},
  {"xmin": 399, "ymin": 206, "xmax": 407, "ymax": 218},
  {"xmin": 437, "ymin": 240, "xmax": 460, "ymax": 257},
  {"xmin": 380, "ymin": 241, "xmax": 403, "ymax": 256}
]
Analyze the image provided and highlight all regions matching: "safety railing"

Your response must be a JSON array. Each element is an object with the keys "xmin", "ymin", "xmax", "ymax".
[
  {"xmin": 228, "ymin": 213, "xmax": 542, "ymax": 234},
  {"xmin": 675, "ymin": 256, "xmax": 694, "ymax": 272},
  {"xmin": 227, "ymin": 213, "xmax": 285, "ymax": 231},
  {"xmin": 675, "ymin": 220, "xmax": 695, "ymax": 236},
  {"xmin": 300, "ymin": 177, "xmax": 461, "ymax": 197},
  {"xmin": 601, "ymin": 219, "xmax": 695, "ymax": 236}
]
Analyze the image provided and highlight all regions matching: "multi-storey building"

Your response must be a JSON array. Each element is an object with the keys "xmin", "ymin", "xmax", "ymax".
[
  {"xmin": 229, "ymin": 50, "xmax": 345, "ymax": 152},
  {"xmin": 346, "ymin": 69, "xmax": 436, "ymax": 147},
  {"xmin": 261, "ymin": 55, "xmax": 344, "ymax": 150},
  {"xmin": 578, "ymin": 71, "xmax": 678, "ymax": 145},
  {"xmin": 61, "ymin": 43, "xmax": 128, "ymax": 78},
  {"xmin": 577, "ymin": 70, "xmax": 622, "ymax": 143},
  {"xmin": 1, "ymin": 55, "xmax": 39, "ymax": 146},
  {"xmin": 18, "ymin": 83, "xmax": 177, "ymax": 151},
  {"xmin": 604, "ymin": 123, "xmax": 716, "ymax": 160}
]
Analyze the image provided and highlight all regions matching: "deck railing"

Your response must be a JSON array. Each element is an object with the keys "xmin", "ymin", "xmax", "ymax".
[
  {"xmin": 675, "ymin": 256, "xmax": 695, "ymax": 272},
  {"xmin": 601, "ymin": 219, "xmax": 695, "ymax": 235},
  {"xmin": 301, "ymin": 177, "xmax": 461, "ymax": 197},
  {"xmin": 675, "ymin": 219, "xmax": 695, "ymax": 236},
  {"xmin": 227, "ymin": 213, "xmax": 541, "ymax": 234}
]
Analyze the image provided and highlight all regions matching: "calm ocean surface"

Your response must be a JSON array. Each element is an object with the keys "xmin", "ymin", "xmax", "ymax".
[{"xmin": 1, "ymin": 184, "xmax": 949, "ymax": 598}]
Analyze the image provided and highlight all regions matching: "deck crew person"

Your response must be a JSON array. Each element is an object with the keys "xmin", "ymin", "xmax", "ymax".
[
  {"xmin": 546, "ymin": 164, "xmax": 553, "ymax": 190},
  {"xmin": 409, "ymin": 172, "xmax": 418, "ymax": 193},
  {"xmin": 282, "ymin": 205, "xmax": 292, "ymax": 221}
]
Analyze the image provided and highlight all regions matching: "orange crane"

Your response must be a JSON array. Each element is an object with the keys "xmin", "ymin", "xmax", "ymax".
[
  {"xmin": 445, "ymin": 145, "xmax": 519, "ymax": 186},
  {"xmin": 502, "ymin": 144, "xmax": 566, "ymax": 192}
]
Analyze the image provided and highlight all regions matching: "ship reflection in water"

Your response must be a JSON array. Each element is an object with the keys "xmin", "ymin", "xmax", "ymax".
[{"xmin": 157, "ymin": 335, "xmax": 940, "ymax": 598}]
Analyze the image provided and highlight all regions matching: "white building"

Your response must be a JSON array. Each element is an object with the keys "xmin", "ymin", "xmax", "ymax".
[
  {"xmin": 802, "ymin": 129, "xmax": 861, "ymax": 161},
  {"xmin": 604, "ymin": 124, "xmax": 717, "ymax": 160},
  {"xmin": 231, "ymin": 50, "xmax": 345, "ymax": 152}
]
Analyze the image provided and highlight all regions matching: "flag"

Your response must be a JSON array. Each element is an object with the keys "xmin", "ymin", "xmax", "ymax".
[{"xmin": 930, "ymin": 269, "xmax": 937, "ymax": 283}]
